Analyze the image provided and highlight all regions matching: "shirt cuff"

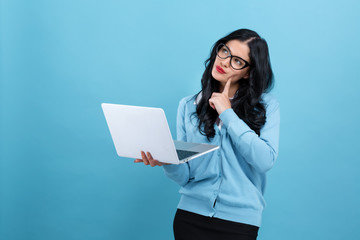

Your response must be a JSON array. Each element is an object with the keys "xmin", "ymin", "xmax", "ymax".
[{"xmin": 163, "ymin": 164, "xmax": 181, "ymax": 172}]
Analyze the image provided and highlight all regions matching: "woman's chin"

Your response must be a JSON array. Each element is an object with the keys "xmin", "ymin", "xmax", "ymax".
[
  {"xmin": 214, "ymin": 77, "xmax": 227, "ymax": 85},
  {"xmin": 212, "ymin": 71, "xmax": 226, "ymax": 82}
]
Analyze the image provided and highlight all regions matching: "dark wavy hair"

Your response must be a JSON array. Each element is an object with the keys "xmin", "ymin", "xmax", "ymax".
[{"xmin": 194, "ymin": 29, "xmax": 274, "ymax": 140}]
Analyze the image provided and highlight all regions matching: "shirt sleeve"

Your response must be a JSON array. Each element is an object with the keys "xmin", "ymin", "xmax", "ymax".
[
  {"xmin": 162, "ymin": 97, "xmax": 191, "ymax": 186},
  {"xmin": 219, "ymin": 97, "xmax": 280, "ymax": 173}
]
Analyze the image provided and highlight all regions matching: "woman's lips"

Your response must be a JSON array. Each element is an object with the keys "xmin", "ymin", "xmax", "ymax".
[{"xmin": 216, "ymin": 65, "xmax": 226, "ymax": 74}]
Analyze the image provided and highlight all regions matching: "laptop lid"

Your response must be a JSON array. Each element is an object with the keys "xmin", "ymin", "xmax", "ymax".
[{"xmin": 101, "ymin": 103, "xmax": 180, "ymax": 164}]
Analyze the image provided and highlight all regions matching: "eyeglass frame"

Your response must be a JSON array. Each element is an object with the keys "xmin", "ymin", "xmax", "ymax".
[{"xmin": 215, "ymin": 43, "xmax": 252, "ymax": 70}]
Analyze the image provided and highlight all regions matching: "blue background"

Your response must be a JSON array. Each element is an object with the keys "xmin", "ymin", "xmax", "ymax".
[{"xmin": 1, "ymin": 0, "xmax": 360, "ymax": 239}]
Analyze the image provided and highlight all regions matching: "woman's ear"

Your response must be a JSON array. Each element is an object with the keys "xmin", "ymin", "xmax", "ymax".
[{"xmin": 243, "ymin": 71, "xmax": 250, "ymax": 79}]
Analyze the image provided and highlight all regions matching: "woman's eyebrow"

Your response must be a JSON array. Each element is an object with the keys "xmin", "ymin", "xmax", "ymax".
[{"xmin": 226, "ymin": 44, "xmax": 248, "ymax": 61}]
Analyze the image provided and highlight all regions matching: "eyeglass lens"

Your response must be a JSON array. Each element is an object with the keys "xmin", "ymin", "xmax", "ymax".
[{"xmin": 217, "ymin": 44, "xmax": 246, "ymax": 70}]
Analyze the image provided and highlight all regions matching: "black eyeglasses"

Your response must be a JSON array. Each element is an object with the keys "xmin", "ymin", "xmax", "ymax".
[{"xmin": 216, "ymin": 43, "xmax": 251, "ymax": 70}]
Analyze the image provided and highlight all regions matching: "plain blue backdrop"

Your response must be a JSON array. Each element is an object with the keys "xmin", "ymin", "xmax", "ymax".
[{"xmin": 1, "ymin": 0, "xmax": 360, "ymax": 239}]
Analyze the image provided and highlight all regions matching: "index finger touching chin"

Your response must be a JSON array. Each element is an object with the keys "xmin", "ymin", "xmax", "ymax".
[{"xmin": 222, "ymin": 78, "xmax": 232, "ymax": 95}]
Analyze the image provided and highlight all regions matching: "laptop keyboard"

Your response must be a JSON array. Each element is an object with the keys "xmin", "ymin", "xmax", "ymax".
[{"xmin": 176, "ymin": 149, "xmax": 199, "ymax": 161}]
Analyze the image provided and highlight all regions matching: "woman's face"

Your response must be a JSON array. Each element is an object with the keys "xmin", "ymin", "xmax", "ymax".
[{"xmin": 211, "ymin": 39, "xmax": 251, "ymax": 85}]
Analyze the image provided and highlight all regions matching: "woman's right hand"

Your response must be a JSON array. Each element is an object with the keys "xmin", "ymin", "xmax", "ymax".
[{"xmin": 134, "ymin": 151, "xmax": 170, "ymax": 167}]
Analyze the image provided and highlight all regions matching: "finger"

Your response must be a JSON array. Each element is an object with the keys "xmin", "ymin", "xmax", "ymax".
[
  {"xmin": 141, "ymin": 151, "xmax": 150, "ymax": 165},
  {"xmin": 147, "ymin": 152, "xmax": 156, "ymax": 167},
  {"xmin": 155, "ymin": 161, "xmax": 166, "ymax": 166},
  {"xmin": 148, "ymin": 153, "xmax": 164, "ymax": 167},
  {"xmin": 156, "ymin": 160, "xmax": 171, "ymax": 166},
  {"xmin": 209, "ymin": 99, "xmax": 216, "ymax": 110},
  {"xmin": 151, "ymin": 160, "xmax": 161, "ymax": 166},
  {"xmin": 134, "ymin": 159, "xmax": 143, "ymax": 163},
  {"xmin": 222, "ymin": 78, "xmax": 232, "ymax": 96},
  {"xmin": 211, "ymin": 92, "xmax": 221, "ymax": 98}
]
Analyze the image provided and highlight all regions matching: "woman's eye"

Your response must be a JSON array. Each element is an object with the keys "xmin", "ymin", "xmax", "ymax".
[
  {"xmin": 234, "ymin": 58, "xmax": 243, "ymax": 66},
  {"xmin": 222, "ymin": 48, "xmax": 228, "ymax": 54}
]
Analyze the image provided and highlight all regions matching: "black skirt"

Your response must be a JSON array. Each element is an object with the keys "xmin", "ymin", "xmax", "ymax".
[{"xmin": 173, "ymin": 209, "xmax": 259, "ymax": 240}]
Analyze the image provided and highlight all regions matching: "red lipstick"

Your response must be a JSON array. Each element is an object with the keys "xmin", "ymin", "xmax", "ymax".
[{"xmin": 216, "ymin": 65, "xmax": 226, "ymax": 74}]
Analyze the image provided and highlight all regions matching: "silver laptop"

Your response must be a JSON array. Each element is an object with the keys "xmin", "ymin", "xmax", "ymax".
[{"xmin": 101, "ymin": 103, "xmax": 219, "ymax": 164}]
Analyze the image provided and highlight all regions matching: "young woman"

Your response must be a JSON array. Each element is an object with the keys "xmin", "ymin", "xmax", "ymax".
[{"xmin": 135, "ymin": 29, "xmax": 280, "ymax": 240}]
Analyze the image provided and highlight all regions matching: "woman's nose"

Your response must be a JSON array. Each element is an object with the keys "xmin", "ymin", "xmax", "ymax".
[{"xmin": 220, "ymin": 57, "xmax": 231, "ymax": 68}]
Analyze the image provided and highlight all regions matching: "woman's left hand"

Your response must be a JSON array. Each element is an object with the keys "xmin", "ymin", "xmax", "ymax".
[
  {"xmin": 209, "ymin": 78, "xmax": 232, "ymax": 115},
  {"xmin": 134, "ymin": 151, "xmax": 170, "ymax": 167}
]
